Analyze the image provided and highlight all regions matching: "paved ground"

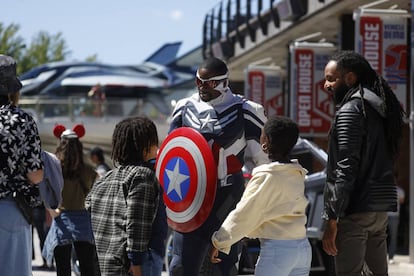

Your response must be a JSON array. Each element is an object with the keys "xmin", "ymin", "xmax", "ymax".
[{"xmin": 32, "ymin": 228, "xmax": 414, "ymax": 276}]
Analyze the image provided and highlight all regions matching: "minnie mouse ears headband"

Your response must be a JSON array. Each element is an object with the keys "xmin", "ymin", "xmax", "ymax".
[{"xmin": 53, "ymin": 124, "xmax": 85, "ymax": 139}]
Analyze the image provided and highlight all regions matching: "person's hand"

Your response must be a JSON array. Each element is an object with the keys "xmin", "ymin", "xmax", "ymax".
[
  {"xmin": 128, "ymin": 264, "xmax": 141, "ymax": 276},
  {"xmin": 322, "ymin": 219, "xmax": 338, "ymax": 256},
  {"xmin": 209, "ymin": 245, "xmax": 222, "ymax": 264},
  {"xmin": 47, "ymin": 208, "xmax": 61, "ymax": 219}
]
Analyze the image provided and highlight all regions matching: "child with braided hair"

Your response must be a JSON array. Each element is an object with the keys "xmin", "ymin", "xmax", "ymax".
[{"xmin": 86, "ymin": 116, "xmax": 166, "ymax": 276}]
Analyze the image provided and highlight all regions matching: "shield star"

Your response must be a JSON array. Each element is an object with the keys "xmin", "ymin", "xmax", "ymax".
[{"xmin": 166, "ymin": 158, "xmax": 190, "ymax": 200}]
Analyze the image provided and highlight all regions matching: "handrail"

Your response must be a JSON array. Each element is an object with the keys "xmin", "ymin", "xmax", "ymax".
[{"xmin": 18, "ymin": 96, "xmax": 172, "ymax": 124}]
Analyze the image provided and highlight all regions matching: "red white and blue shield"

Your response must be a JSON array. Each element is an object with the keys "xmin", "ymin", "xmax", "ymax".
[{"xmin": 156, "ymin": 127, "xmax": 217, "ymax": 233}]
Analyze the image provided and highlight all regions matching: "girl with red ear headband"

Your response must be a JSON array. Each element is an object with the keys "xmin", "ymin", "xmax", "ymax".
[
  {"xmin": 43, "ymin": 123, "xmax": 101, "ymax": 275},
  {"xmin": 53, "ymin": 124, "xmax": 86, "ymax": 140}
]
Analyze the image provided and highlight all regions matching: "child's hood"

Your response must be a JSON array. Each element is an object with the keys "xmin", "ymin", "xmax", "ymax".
[{"xmin": 253, "ymin": 160, "xmax": 308, "ymax": 177}]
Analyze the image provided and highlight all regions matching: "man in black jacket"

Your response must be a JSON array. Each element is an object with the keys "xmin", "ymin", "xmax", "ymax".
[{"xmin": 322, "ymin": 51, "xmax": 404, "ymax": 275}]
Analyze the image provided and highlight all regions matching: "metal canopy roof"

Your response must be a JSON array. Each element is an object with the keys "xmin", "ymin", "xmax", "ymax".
[{"xmin": 206, "ymin": 0, "xmax": 411, "ymax": 81}]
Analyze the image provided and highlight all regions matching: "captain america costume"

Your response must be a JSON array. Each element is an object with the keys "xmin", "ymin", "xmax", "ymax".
[
  {"xmin": 169, "ymin": 90, "xmax": 267, "ymax": 182},
  {"xmin": 168, "ymin": 89, "xmax": 268, "ymax": 276}
]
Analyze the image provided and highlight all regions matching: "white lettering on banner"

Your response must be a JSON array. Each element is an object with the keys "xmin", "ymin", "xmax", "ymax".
[
  {"xmin": 363, "ymin": 22, "xmax": 380, "ymax": 70},
  {"xmin": 297, "ymin": 53, "xmax": 312, "ymax": 127}
]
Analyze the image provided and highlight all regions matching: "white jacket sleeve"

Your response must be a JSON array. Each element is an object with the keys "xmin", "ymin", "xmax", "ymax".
[{"xmin": 211, "ymin": 172, "xmax": 272, "ymax": 254}]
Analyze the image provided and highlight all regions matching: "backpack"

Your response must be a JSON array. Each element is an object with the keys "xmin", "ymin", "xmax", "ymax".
[{"xmin": 38, "ymin": 151, "xmax": 64, "ymax": 209}]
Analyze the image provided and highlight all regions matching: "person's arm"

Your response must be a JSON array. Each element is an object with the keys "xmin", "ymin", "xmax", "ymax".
[
  {"xmin": 168, "ymin": 99, "xmax": 186, "ymax": 133},
  {"xmin": 211, "ymin": 171, "xmax": 271, "ymax": 254},
  {"xmin": 243, "ymin": 101, "xmax": 269, "ymax": 166},
  {"xmin": 398, "ymin": 186, "xmax": 405, "ymax": 204},
  {"xmin": 126, "ymin": 169, "xmax": 158, "ymax": 266},
  {"xmin": 27, "ymin": 169, "xmax": 43, "ymax": 185},
  {"xmin": 128, "ymin": 265, "xmax": 141, "ymax": 276},
  {"xmin": 322, "ymin": 219, "xmax": 338, "ymax": 256},
  {"xmin": 323, "ymin": 102, "xmax": 364, "ymax": 256},
  {"xmin": 328, "ymin": 103, "xmax": 364, "ymax": 219},
  {"xmin": 24, "ymin": 114, "xmax": 43, "ymax": 184}
]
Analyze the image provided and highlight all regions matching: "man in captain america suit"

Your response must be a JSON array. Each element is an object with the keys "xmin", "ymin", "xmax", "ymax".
[{"xmin": 168, "ymin": 57, "xmax": 268, "ymax": 276}]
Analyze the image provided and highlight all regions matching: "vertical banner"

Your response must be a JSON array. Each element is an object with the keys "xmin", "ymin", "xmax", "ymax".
[
  {"xmin": 245, "ymin": 65, "xmax": 284, "ymax": 117},
  {"xmin": 289, "ymin": 42, "xmax": 336, "ymax": 136},
  {"xmin": 354, "ymin": 9, "xmax": 409, "ymax": 112}
]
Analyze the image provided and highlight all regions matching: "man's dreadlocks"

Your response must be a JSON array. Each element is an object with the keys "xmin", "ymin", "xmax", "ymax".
[{"xmin": 331, "ymin": 50, "xmax": 404, "ymax": 160}]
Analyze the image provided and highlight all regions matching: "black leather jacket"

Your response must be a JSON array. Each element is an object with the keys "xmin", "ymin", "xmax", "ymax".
[{"xmin": 323, "ymin": 88, "xmax": 397, "ymax": 220}]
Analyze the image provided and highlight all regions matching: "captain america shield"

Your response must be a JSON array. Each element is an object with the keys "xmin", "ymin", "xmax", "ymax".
[{"xmin": 156, "ymin": 127, "xmax": 217, "ymax": 233}]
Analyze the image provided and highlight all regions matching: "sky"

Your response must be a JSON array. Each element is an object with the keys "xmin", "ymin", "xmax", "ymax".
[{"xmin": 2, "ymin": 0, "xmax": 221, "ymax": 65}]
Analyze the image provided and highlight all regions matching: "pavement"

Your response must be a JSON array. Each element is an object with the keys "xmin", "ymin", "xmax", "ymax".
[{"xmin": 32, "ymin": 228, "xmax": 414, "ymax": 276}]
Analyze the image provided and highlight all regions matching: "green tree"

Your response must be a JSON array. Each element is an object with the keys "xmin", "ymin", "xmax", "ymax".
[
  {"xmin": 85, "ymin": 54, "xmax": 98, "ymax": 62},
  {"xmin": 0, "ymin": 23, "xmax": 26, "ymax": 61},
  {"xmin": 19, "ymin": 31, "xmax": 71, "ymax": 74},
  {"xmin": 0, "ymin": 22, "xmax": 98, "ymax": 74}
]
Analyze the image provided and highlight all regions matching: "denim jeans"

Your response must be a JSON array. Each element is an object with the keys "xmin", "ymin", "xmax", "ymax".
[
  {"xmin": 0, "ymin": 198, "xmax": 32, "ymax": 276},
  {"xmin": 255, "ymin": 238, "xmax": 311, "ymax": 276},
  {"xmin": 387, "ymin": 215, "xmax": 399, "ymax": 259},
  {"xmin": 141, "ymin": 249, "xmax": 164, "ymax": 276}
]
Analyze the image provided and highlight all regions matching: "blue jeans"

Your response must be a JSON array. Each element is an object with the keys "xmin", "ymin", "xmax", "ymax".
[
  {"xmin": 142, "ymin": 249, "xmax": 164, "ymax": 276},
  {"xmin": 255, "ymin": 238, "xmax": 311, "ymax": 276},
  {"xmin": 0, "ymin": 198, "xmax": 32, "ymax": 276}
]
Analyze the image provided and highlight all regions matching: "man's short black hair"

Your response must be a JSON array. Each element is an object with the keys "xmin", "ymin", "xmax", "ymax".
[
  {"xmin": 264, "ymin": 115, "xmax": 299, "ymax": 159},
  {"xmin": 199, "ymin": 57, "xmax": 228, "ymax": 76}
]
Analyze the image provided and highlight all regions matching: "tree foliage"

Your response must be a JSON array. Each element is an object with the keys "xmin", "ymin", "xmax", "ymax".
[
  {"xmin": 19, "ymin": 31, "xmax": 71, "ymax": 74},
  {"xmin": 0, "ymin": 22, "xmax": 96, "ymax": 74},
  {"xmin": 0, "ymin": 23, "xmax": 26, "ymax": 61}
]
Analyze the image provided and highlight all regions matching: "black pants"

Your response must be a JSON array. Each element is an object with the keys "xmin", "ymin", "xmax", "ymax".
[
  {"xmin": 169, "ymin": 173, "xmax": 244, "ymax": 276},
  {"xmin": 170, "ymin": 230, "xmax": 241, "ymax": 276},
  {"xmin": 335, "ymin": 212, "xmax": 388, "ymax": 276},
  {"xmin": 32, "ymin": 205, "xmax": 47, "ymax": 263},
  {"xmin": 54, "ymin": 241, "xmax": 100, "ymax": 276}
]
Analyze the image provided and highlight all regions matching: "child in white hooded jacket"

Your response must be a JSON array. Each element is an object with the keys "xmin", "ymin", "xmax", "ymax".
[{"xmin": 210, "ymin": 115, "xmax": 312, "ymax": 276}]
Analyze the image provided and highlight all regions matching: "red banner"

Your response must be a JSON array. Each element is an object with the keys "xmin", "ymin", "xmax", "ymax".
[
  {"xmin": 290, "ymin": 45, "xmax": 336, "ymax": 135},
  {"xmin": 245, "ymin": 66, "xmax": 284, "ymax": 117}
]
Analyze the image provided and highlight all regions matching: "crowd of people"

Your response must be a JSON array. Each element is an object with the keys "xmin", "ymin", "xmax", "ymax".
[{"xmin": 0, "ymin": 51, "xmax": 405, "ymax": 276}]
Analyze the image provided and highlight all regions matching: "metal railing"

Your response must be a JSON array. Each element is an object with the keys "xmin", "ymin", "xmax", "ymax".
[
  {"xmin": 18, "ymin": 96, "xmax": 171, "ymax": 124},
  {"xmin": 18, "ymin": 96, "xmax": 173, "ymax": 152},
  {"xmin": 202, "ymin": 0, "xmax": 311, "ymax": 59}
]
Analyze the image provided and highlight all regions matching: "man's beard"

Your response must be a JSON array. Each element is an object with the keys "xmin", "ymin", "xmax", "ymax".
[{"xmin": 333, "ymin": 83, "xmax": 350, "ymax": 105}]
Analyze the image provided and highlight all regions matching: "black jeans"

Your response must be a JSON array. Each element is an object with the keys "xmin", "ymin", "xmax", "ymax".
[
  {"xmin": 170, "ymin": 230, "xmax": 241, "ymax": 276},
  {"xmin": 54, "ymin": 241, "xmax": 101, "ymax": 276},
  {"xmin": 169, "ymin": 173, "xmax": 245, "ymax": 276},
  {"xmin": 32, "ymin": 205, "xmax": 47, "ymax": 263}
]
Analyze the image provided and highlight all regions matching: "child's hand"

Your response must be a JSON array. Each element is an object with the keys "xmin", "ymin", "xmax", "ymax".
[
  {"xmin": 128, "ymin": 264, "xmax": 141, "ymax": 276},
  {"xmin": 209, "ymin": 246, "xmax": 222, "ymax": 264}
]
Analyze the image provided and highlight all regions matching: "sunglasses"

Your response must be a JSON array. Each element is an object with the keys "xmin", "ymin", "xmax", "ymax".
[{"xmin": 196, "ymin": 71, "xmax": 228, "ymax": 88}]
